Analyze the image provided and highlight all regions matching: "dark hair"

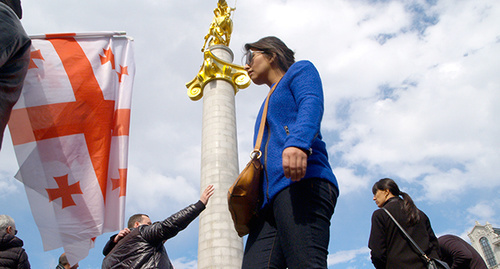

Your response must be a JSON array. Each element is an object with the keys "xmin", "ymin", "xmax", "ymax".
[
  {"xmin": 127, "ymin": 214, "xmax": 149, "ymax": 229},
  {"xmin": 244, "ymin": 36, "xmax": 295, "ymax": 72},
  {"xmin": 372, "ymin": 178, "xmax": 420, "ymax": 225}
]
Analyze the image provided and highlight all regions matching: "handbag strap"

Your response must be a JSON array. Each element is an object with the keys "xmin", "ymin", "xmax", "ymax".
[
  {"xmin": 252, "ymin": 78, "xmax": 282, "ymax": 158},
  {"xmin": 382, "ymin": 207, "xmax": 431, "ymax": 263}
]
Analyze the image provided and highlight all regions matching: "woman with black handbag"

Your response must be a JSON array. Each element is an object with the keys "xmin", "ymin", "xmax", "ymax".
[
  {"xmin": 369, "ymin": 178, "xmax": 442, "ymax": 268},
  {"xmin": 240, "ymin": 36, "xmax": 339, "ymax": 269}
]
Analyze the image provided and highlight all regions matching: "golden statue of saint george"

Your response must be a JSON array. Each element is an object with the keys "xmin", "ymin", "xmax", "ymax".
[{"xmin": 202, "ymin": 0, "xmax": 235, "ymax": 52}]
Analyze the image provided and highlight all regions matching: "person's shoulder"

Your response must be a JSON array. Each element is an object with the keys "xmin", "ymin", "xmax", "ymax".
[
  {"xmin": 439, "ymin": 234, "xmax": 465, "ymax": 245},
  {"xmin": 417, "ymin": 207, "xmax": 431, "ymax": 220},
  {"xmin": 285, "ymin": 60, "xmax": 319, "ymax": 80},
  {"xmin": 0, "ymin": 232, "xmax": 23, "ymax": 247},
  {"xmin": 439, "ymin": 234, "xmax": 456, "ymax": 240},
  {"xmin": 371, "ymin": 207, "xmax": 386, "ymax": 218},
  {"xmin": 290, "ymin": 60, "xmax": 315, "ymax": 71}
]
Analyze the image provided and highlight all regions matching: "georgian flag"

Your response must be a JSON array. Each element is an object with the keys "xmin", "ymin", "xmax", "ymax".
[{"xmin": 8, "ymin": 32, "xmax": 135, "ymax": 265}]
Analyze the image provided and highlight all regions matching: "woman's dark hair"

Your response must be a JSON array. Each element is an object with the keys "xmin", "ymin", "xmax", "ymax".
[
  {"xmin": 244, "ymin": 36, "xmax": 295, "ymax": 72},
  {"xmin": 372, "ymin": 178, "xmax": 421, "ymax": 225}
]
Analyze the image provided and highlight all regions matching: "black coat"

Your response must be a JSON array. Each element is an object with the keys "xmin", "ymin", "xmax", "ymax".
[
  {"xmin": 0, "ymin": 231, "xmax": 30, "ymax": 269},
  {"xmin": 369, "ymin": 197, "xmax": 440, "ymax": 269},
  {"xmin": 102, "ymin": 201, "xmax": 205, "ymax": 269}
]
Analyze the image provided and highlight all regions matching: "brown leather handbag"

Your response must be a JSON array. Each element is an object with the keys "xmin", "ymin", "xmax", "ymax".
[{"xmin": 228, "ymin": 80, "xmax": 280, "ymax": 237}]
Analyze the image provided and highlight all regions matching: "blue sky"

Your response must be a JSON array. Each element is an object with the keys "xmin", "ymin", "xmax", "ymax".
[{"xmin": 1, "ymin": 0, "xmax": 499, "ymax": 268}]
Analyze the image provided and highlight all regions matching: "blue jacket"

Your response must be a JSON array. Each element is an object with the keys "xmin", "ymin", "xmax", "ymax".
[{"xmin": 254, "ymin": 60, "xmax": 339, "ymax": 208}]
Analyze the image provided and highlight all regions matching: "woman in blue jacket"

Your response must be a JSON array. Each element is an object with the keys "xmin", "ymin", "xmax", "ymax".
[{"xmin": 242, "ymin": 36, "xmax": 339, "ymax": 269}]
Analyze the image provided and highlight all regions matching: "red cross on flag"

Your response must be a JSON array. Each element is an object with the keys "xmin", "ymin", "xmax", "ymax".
[{"xmin": 7, "ymin": 32, "xmax": 134, "ymax": 265}]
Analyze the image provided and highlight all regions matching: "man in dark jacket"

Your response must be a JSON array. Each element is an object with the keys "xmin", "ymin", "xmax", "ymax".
[
  {"xmin": 102, "ymin": 185, "xmax": 214, "ymax": 269},
  {"xmin": 0, "ymin": 0, "xmax": 31, "ymax": 150},
  {"xmin": 438, "ymin": 234, "xmax": 488, "ymax": 269},
  {"xmin": 0, "ymin": 215, "xmax": 30, "ymax": 268}
]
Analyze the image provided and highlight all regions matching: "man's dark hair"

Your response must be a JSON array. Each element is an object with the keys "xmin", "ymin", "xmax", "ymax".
[
  {"xmin": 127, "ymin": 214, "xmax": 149, "ymax": 229},
  {"xmin": 0, "ymin": 0, "xmax": 23, "ymax": 19},
  {"xmin": 244, "ymin": 36, "xmax": 295, "ymax": 73}
]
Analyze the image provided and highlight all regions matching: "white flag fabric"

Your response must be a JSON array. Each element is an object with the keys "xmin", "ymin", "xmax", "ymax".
[{"xmin": 7, "ymin": 32, "xmax": 135, "ymax": 266}]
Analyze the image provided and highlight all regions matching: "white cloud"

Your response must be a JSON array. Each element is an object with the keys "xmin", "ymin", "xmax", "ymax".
[
  {"xmin": 328, "ymin": 246, "xmax": 370, "ymax": 266},
  {"xmin": 171, "ymin": 257, "xmax": 197, "ymax": 269},
  {"xmin": 125, "ymin": 165, "xmax": 199, "ymax": 215},
  {"xmin": 334, "ymin": 167, "xmax": 370, "ymax": 195},
  {"xmin": 467, "ymin": 201, "xmax": 497, "ymax": 222},
  {"xmin": 321, "ymin": 0, "xmax": 500, "ymax": 202},
  {"xmin": 0, "ymin": 174, "xmax": 20, "ymax": 196}
]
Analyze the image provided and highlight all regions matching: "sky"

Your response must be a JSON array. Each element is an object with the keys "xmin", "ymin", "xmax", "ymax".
[{"xmin": 0, "ymin": 0, "xmax": 499, "ymax": 268}]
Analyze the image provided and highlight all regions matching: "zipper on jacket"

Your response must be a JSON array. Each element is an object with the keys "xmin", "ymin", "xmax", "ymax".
[
  {"xmin": 308, "ymin": 132, "xmax": 319, "ymax": 156},
  {"xmin": 284, "ymin": 126, "xmax": 316, "ymax": 155}
]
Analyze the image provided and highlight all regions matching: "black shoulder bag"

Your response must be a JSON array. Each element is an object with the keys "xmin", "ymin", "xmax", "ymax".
[{"xmin": 382, "ymin": 208, "xmax": 450, "ymax": 269}]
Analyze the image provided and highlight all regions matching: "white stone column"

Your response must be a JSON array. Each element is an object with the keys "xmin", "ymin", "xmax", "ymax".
[{"xmin": 198, "ymin": 45, "xmax": 244, "ymax": 269}]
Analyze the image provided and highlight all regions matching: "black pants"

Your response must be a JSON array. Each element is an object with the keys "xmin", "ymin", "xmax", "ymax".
[{"xmin": 242, "ymin": 178, "xmax": 338, "ymax": 269}]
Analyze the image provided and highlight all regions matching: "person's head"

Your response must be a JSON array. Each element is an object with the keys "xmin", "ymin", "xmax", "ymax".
[
  {"xmin": 372, "ymin": 178, "xmax": 399, "ymax": 207},
  {"xmin": 127, "ymin": 214, "xmax": 152, "ymax": 229},
  {"xmin": 0, "ymin": 0, "xmax": 23, "ymax": 19},
  {"xmin": 58, "ymin": 253, "xmax": 79, "ymax": 269},
  {"xmin": 0, "ymin": 214, "xmax": 17, "ymax": 236},
  {"xmin": 372, "ymin": 178, "xmax": 420, "ymax": 225},
  {"xmin": 244, "ymin": 36, "xmax": 295, "ymax": 85}
]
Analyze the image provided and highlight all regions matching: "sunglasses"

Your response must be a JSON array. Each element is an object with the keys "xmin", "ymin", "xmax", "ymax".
[{"xmin": 245, "ymin": 50, "xmax": 265, "ymax": 66}]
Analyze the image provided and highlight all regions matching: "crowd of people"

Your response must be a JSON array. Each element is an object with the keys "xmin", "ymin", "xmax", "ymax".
[{"xmin": 0, "ymin": 0, "xmax": 493, "ymax": 268}]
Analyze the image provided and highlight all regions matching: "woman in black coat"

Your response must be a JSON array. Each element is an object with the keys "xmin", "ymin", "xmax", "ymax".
[{"xmin": 368, "ymin": 178, "xmax": 440, "ymax": 268}]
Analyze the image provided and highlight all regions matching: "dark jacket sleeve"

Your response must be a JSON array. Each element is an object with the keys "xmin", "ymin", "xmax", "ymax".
[
  {"xmin": 0, "ymin": 0, "xmax": 22, "ymax": 19},
  {"xmin": 141, "ymin": 200, "xmax": 206, "ymax": 245},
  {"xmin": 17, "ymin": 249, "xmax": 30, "ymax": 269},
  {"xmin": 102, "ymin": 234, "xmax": 118, "ymax": 256},
  {"xmin": 369, "ymin": 209, "xmax": 388, "ymax": 269}
]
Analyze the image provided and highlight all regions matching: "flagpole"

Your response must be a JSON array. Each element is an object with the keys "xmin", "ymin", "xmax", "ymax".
[
  {"xmin": 29, "ymin": 31, "xmax": 128, "ymax": 39},
  {"xmin": 185, "ymin": 1, "xmax": 250, "ymax": 268}
]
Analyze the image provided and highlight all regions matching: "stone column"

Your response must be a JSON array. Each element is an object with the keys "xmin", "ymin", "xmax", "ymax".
[{"xmin": 197, "ymin": 45, "xmax": 244, "ymax": 269}]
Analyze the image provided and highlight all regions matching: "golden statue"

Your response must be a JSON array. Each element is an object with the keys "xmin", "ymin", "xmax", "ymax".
[
  {"xmin": 186, "ymin": 0, "xmax": 250, "ymax": 101},
  {"xmin": 202, "ymin": 0, "xmax": 235, "ymax": 52}
]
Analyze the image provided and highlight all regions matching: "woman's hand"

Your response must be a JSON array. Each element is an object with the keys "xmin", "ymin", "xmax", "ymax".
[
  {"xmin": 282, "ymin": 147, "xmax": 308, "ymax": 181},
  {"xmin": 200, "ymin": 184, "xmax": 215, "ymax": 205}
]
